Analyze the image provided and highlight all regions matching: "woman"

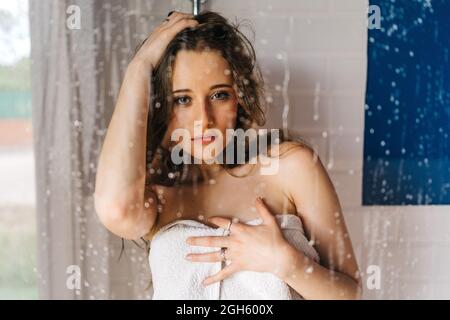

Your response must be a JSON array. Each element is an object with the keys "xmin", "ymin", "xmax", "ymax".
[{"xmin": 94, "ymin": 10, "xmax": 362, "ymax": 300}]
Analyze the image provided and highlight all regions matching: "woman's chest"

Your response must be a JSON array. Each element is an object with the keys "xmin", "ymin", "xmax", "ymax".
[{"xmin": 154, "ymin": 174, "xmax": 297, "ymax": 227}]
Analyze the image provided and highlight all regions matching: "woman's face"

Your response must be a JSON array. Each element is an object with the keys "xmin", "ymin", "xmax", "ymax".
[{"xmin": 166, "ymin": 49, "xmax": 239, "ymax": 162}]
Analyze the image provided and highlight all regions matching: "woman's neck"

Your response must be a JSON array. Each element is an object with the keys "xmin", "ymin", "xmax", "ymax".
[{"xmin": 197, "ymin": 162, "xmax": 224, "ymax": 182}]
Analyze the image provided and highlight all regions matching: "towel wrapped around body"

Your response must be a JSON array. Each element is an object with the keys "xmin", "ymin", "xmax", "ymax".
[{"xmin": 149, "ymin": 214, "xmax": 320, "ymax": 300}]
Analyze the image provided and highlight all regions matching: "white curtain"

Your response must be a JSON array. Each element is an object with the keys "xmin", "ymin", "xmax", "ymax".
[{"xmin": 29, "ymin": 0, "xmax": 175, "ymax": 299}]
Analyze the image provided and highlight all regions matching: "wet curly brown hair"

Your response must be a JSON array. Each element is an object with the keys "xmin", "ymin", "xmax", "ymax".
[
  {"xmin": 118, "ymin": 11, "xmax": 311, "ymax": 290},
  {"xmin": 142, "ymin": 11, "xmax": 269, "ymax": 186}
]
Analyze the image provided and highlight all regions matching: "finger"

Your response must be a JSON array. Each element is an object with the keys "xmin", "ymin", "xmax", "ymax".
[
  {"xmin": 255, "ymin": 197, "xmax": 276, "ymax": 225},
  {"xmin": 158, "ymin": 13, "xmax": 193, "ymax": 32},
  {"xmin": 186, "ymin": 235, "xmax": 231, "ymax": 248},
  {"xmin": 207, "ymin": 216, "xmax": 230, "ymax": 228},
  {"xmin": 186, "ymin": 250, "xmax": 222, "ymax": 263},
  {"xmin": 203, "ymin": 264, "xmax": 238, "ymax": 286},
  {"xmin": 167, "ymin": 10, "xmax": 192, "ymax": 19},
  {"xmin": 166, "ymin": 17, "xmax": 199, "ymax": 36},
  {"xmin": 208, "ymin": 216, "xmax": 244, "ymax": 233},
  {"xmin": 164, "ymin": 12, "xmax": 195, "ymax": 28},
  {"xmin": 154, "ymin": 13, "xmax": 194, "ymax": 37}
]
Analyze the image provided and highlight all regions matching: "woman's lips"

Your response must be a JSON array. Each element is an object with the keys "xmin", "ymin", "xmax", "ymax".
[{"xmin": 192, "ymin": 135, "xmax": 216, "ymax": 144}]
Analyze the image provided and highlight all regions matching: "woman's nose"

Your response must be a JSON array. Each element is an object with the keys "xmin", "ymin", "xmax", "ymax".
[{"xmin": 195, "ymin": 100, "xmax": 214, "ymax": 127}]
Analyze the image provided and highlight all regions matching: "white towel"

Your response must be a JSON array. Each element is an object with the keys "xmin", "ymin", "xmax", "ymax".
[{"xmin": 149, "ymin": 214, "xmax": 320, "ymax": 300}]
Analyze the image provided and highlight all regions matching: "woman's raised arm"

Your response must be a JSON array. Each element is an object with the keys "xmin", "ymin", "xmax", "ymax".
[{"xmin": 93, "ymin": 12, "xmax": 198, "ymax": 240}]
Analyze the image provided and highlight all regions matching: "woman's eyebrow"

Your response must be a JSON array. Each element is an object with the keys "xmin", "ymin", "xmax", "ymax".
[
  {"xmin": 210, "ymin": 84, "xmax": 233, "ymax": 90},
  {"xmin": 172, "ymin": 83, "xmax": 233, "ymax": 94},
  {"xmin": 172, "ymin": 89, "xmax": 191, "ymax": 94}
]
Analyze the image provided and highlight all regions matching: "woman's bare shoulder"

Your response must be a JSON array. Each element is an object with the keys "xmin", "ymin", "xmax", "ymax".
[
  {"xmin": 254, "ymin": 140, "xmax": 318, "ymax": 177},
  {"xmin": 268, "ymin": 139, "xmax": 316, "ymax": 160},
  {"xmin": 268, "ymin": 140, "xmax": 326, "ymax": 189}
]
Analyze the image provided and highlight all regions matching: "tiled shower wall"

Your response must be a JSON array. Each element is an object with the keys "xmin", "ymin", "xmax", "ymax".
[{"xmin": 149, "ymin": 0, "xmax": 450, "ymax": 299}]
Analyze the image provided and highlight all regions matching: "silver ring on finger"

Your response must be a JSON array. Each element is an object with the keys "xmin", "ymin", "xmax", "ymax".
[
  {"xmin": 224, "ymin": 220, "xmax": 232, "ymax": 236},
  {"xmin": 220, "ymin": 247, "xmax": 228, "ymax": 262}
]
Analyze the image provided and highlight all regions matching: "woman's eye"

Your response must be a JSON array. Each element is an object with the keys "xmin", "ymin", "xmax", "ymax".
[
  {"xmin": 211, "ymin": 91, "xmax": 230, "ymax": 101},
  {"xmin": 174, "ymin": 96, "xmax": 191, "ymax": 106}
]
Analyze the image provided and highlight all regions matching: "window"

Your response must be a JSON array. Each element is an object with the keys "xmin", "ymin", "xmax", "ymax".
[{"xmin": 0, "ymin": 0, "xmax": 37, "ymax": 299}]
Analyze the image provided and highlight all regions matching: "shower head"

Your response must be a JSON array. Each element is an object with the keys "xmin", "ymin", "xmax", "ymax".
[{"xmin": 190, "ymin": 0, "xmax": 208, "ymax": 16}]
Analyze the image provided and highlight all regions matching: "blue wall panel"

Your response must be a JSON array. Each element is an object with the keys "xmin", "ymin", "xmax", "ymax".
[{"xmin": 363, "ymin": 0, "xmax": 450, "ymax": 205}]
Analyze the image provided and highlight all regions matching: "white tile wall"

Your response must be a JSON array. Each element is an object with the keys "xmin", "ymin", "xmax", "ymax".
[{"xmin": 155, "ymin": 0, "xmax": 450, "ymax": 299}]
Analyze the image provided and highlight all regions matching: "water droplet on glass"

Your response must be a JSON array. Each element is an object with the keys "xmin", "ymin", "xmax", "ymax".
[{"xmin": 305, "ymin": 265, "xmax": 314, "ymax": 274}]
